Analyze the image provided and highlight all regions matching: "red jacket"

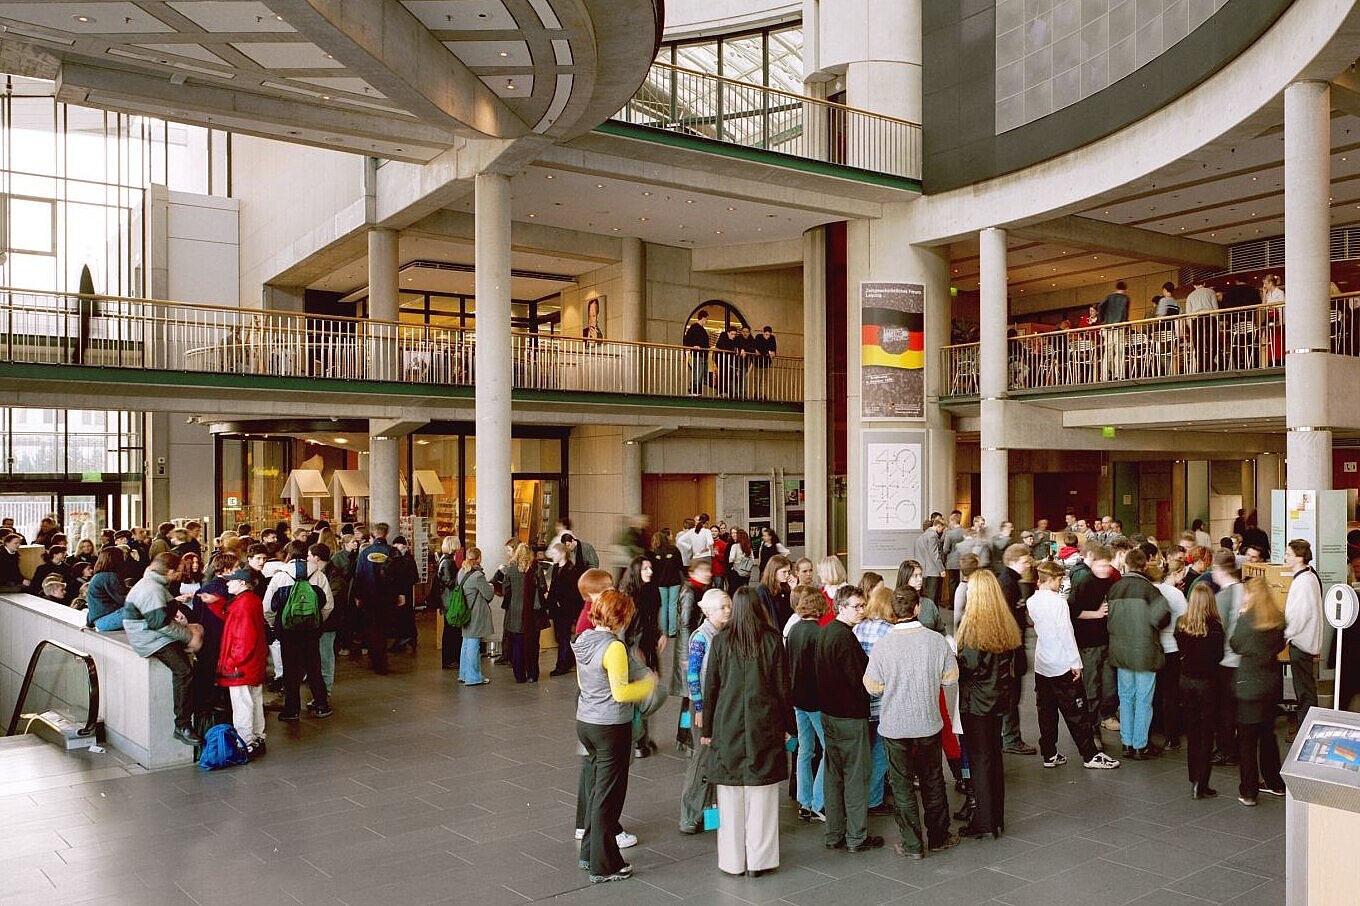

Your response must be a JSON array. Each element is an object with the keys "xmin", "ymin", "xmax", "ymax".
[{"xmin": 217, "ymin": 590, "xmax": 268, "ymax": 687}]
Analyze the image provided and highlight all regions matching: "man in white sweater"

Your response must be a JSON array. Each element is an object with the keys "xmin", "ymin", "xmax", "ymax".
[
  {"xmin": 1030, "ymin": 561, "xmax": 1120, "ymax": 770},
  {"xmin": 1283, "ymin": 539, "xmax": 1324, "ymax": 720}
]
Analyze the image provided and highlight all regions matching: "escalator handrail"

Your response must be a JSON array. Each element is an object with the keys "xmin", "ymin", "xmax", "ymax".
[{"xmin": 6, "ymin": 639, "xmax": 100, "ymax": 738}]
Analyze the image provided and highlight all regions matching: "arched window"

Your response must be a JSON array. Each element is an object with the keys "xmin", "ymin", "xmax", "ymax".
[{"xmin": 685, "ymin": 300, "xmax": 750, "ymax": 343}]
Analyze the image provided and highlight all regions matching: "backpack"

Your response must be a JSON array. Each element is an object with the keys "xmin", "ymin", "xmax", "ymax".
[
  {"xmin": 277, "ymin": 577, "xmax": 323, "ymax": 631},
  {"xmin": 444, "ymin": 571, "xmax": 472, "ymax": 628},
  {"xmin": 197, "ymin": 723, "xmax": 250, "ymax": 771},
  {"xmin": 732, "ymin": 548, "xmax": 756, "ymax": 579}
]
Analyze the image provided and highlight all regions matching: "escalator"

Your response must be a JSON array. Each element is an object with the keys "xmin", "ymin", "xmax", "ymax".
[{"xmin": 5, "ymin": 639, "xmax": 102, "ymax": 750}]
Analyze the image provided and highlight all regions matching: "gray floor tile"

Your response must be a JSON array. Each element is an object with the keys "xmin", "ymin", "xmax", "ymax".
[{"xmin": 1167, "ymin": 865, "xmax": 1273, "ymax": 903}]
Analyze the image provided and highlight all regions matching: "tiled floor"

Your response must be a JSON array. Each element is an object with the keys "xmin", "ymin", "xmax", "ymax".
[{"xmin": 0, "ymin": 615, "xmax": 1286, "ymax": 905}]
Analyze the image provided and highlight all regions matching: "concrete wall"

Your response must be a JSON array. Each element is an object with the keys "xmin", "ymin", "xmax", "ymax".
[
  {"xmin": 663, "ymin": 0, "xmax": 799, "ymax": 39},
  {"xmin": 233, "ymin": 136, "xmax": 368, "ymax": 307},
  {"xmin": 567, "ymin": 426, "xmax": 627, "ymax": 556},
  {"xmin": 167, "ymin": 415, "xmax": 215, "ymax": 527}
]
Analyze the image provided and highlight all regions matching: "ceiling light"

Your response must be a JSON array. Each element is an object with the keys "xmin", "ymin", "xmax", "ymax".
[
  {"xmin": 321, "ymin": 95, "xmax": 331, "ymax": 100},
  {"xmin": 73, "ymin": 15, "xmax": 94, "ymax": 24},
  {"xmin": 334, "ymin": 437, "xmax": 348, "ymax": 444},
  {"xmin": 715, "ymin": 230, "xmax": 723, "ymax": 235},
  {"xmin": 642, "ymin": 191, "xmax": 652, "ymax": 196},
  {"xmin": 595, "ymin": 183, "xmax": 604, "ymax": 189},
  {"xmin": 506, "ymin": 82, "xmax": 516, "ymax": 90},
  {"xmin": 611, "ymin": 227, "xmax": 620, "ymax": 232},
  {"xmin": 725, "ymin": 206, "xmax": 735, "ymax": 212},
  {"xmin": 685, "ymin": 199, "xmax": 695, "ymax": 205},
  {"xmin": 544, "ymin": 174, "xmax": 554, "ymax": 179},
  {"xmin": 527, "ymin": 213, "xmax": 536, "ymax": 218},
  {"xmin": 498, "ymin": 51, "xmax": 509, "ymax": 57},
  {"xmin": 639, "ymin": 217, "xmax": 648, "ymax": 222}
]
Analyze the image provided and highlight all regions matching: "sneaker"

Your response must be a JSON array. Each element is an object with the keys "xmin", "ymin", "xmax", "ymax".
[
  {"xmin": 172, "ymin": 727, "xmax": 201, "ymax": 746},
  {"xmin": 894, "ymin": 842, "xmax": 924, "ymax": 860},
  {"xmin": 311, "ymin": 705, "xmax": 333, "ymax": 719},
  {"xmin": 1003, "ymin": 741, "xmax": 1037, "ymax": 755},
  {"xmin": 1238, "ymin": 795, "xmax": 1258, "ymax": 807},
  {"xmin": 588, "ymin": 864, "xmax": 633, "ymax": 884},
  {"xmin": 797, "ymin": 807, "xmax": 812, "ymax": 822},
  {"xmin": 847, "ymin": 835, "xmax": 885, "ymax": 853},
  {"xmin": 931, "ymin": 832, "xmax": 961, "ymax": 852},
  {"xmin": 1261, "ymin": 787, "xmax": 1286, "ymax": 798},
  {"xmin": 615, "ymin": 831, "xmax": 637, "ymax": 849},
  {"xmin": 246, "ymin": 740, "xmax": 267, "ymax": 760},
  {"xmin": 1042, "ymin": 753, "xmax": 1068, "ymax": 768},
  {"xmin": 278, "ymin": 712, "xmax": 300, "ymax": 722},
  {"xmin": 1100, "ymin": 717, "xmax": 1121, "ymax": 731},
  {"xmin": 1084, "ymin": 752, "xmax": 1121, "ymax": 770},
  {"xmin": 807, "ymin": 809, "xmax": 827, "ymax": 823}
]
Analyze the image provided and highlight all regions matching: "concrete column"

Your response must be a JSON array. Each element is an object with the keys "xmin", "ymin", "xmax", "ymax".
[
  {"xmin": 979, "ymin": 227, "xmax": 1009, "ymax": 523},
  {"xmin": 1255, "ymin": 454, "xmax": 1281, "ymax": 532},
  {"xmin": 622, "ymin": 437, "xmax": 642, "ymax": 517},
  {"xmin": 923, "ymin": 240, "xmax": 956, "ymax": 514},
  {"xmin": 144, "ymin": 412, "xmax": 171, "ymax": 525},
  {"xmin": 366, "ymin": 227, "xmax": 402, "ymax": 527},
  {"xmin": 802, "ymin": 227, "xmax": 829, "ymax": 560},
  {"xmin": 475, "ymin": 172, "xmax": 514, "ymax": 549},
  {"xmin": 368, "ymin": 435, "xmax": 400, "ymax": 530},
  {"xmin": 618, "ymin": 238, "xmax": 646, "ymax": 343},
  {"xmin": 1284, "ymin": 80, "xmax": 1334, "ymax": 492}
]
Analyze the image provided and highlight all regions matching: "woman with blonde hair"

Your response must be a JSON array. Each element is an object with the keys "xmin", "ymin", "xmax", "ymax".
[
  {"xmin": 1229, "ymin": 577, "xmax": 1286, "ymax": 806},
  {"xmin": 492, "ymin": 542, "xmax": 546, "ymax": 683},
  {"xmin": 1175, "ymin": 582, "xmax": 1224, "ymax": 799},
  {"xmin": 854, "ymin": 583, "xmax": 896, "ymax": 814},
  {"xmin": 955, "ymin": 570, "xmax": 1022, "ymax": 839}
]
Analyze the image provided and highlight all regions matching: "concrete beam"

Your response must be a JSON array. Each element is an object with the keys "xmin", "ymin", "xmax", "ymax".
[
  {"xmin": 405, "ymin": 209, "xmax": 622, "ymax": 263},
  {"xmin": 267, "ymin": 0, "xmax": 528, "ymax": 139},
  {"xmin": 369, "ymin": 417, "xmax": 430, "ymax": 438},
  {"xmin": 372, "ymin": 135, "xmax": 552, "ymax": 228},
  {"xmin": 692, "ymin": 239, "xmax": 802, "ymax": 273},
  {"xmin": 625, "ymin": 426, "xmax": 679, "ymax": 444},
  {"xmin": 1000, "ymin": 401, "xmax": 1285, "ymax": 453},
  {"xmin": 1060, "ymin": 394, "xmax": 1286, "ymax": 429},
  {"xmin": 1009, "ymin": 215, "xmax": 1227, "ymax": 268}
]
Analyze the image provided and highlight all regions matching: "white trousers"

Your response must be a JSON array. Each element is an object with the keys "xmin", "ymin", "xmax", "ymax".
[
  {"xmin": 716, "ymin": 782, "xmax": 780, "ymax": 874},
  {"xmin": 228, "ymin": 684, "xmax": 265, "ymax": 745}
]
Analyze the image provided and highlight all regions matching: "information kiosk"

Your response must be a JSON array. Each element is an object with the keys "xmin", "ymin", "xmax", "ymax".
[{"xmin": 1282, "ymin": 707, "xmax": 1360, "ymax": 903}]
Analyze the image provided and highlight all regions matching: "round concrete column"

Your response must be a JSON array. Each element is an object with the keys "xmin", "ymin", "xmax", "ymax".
[
  {"xmin": 1284, "ymin": 80, "xmax": 1334, "ymax": 492},
  {"xmin": 979, "ymin": 227, "xmax": 1009, "ymax": 522},
  {"xmin": 475, "ymin": 172, "xmax": 514, "ymax": 550},
  {"xmin": 802, "ymin": 227, "xmax": 829, "ymax": 560},
  {"xmin": 367, "ymin": 228, "xmax": 400, "ymax": 382},
  {"xmin": 619, "ymin": 238, "xmax": 645, "ymax": 343},
  {"xmin": 368, "ymin": 435, "xmax": 401, "ymax": 531}
]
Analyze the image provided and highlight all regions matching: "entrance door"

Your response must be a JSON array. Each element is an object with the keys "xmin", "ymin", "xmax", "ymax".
[
  {"xmin": 1033, "ymin": 472, "xmax": 1099, "ymax": 528},
  {"xmin": 642, "ymin": 474, "xmax": 716, "ymax": 537}
]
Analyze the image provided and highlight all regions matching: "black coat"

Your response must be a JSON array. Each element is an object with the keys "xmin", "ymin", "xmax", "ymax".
[
  {"xmin": 1230, "ymin": 617, "xmax": 1285, "ymax": 704},
  {"xmin": 704, "ymin": 625, "xmax": 795, "ymax": 787},
  {"xmin": 957, "ymin": 646, "xmax": 1017, "ymax": 717},
  {"xmin": 546, "ymin": 561, "xmax": 584, "ymax": 622}
]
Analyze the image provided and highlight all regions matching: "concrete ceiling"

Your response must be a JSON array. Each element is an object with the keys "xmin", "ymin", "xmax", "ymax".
[{"xmin": 0, "ymin": 0, "xmax": 662, "ymax": 161}]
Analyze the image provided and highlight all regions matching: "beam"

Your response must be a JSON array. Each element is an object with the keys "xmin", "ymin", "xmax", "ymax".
[
  {"xmin": 999, "ymin": 401, "xmax": 1285, "ymax": 454},
  {"xmin": 405, "ymin": 209, "xmax": 622, "ymax": 263},
  {"xmin": 692, "ymin": 239, "xmax": 802, "ymax": 273},
  {"xmin": 369, "ymin": 416, "xmax": 429, "ymax": 438},
  {"xmin": 1010, "ymin": 215, "xmax": 1228, "ymax": 268}
]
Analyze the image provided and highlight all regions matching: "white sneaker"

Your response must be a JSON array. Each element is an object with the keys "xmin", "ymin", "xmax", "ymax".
[
  {"xmin": 1042, "ymin": 753, "xmax": 1068, "ymax": 768},
  {"xmin": 808, "ymin": 809, "xmax": 826, "ymax": 823},
  {"xmin": 1084, "ymin": 751, "xmax": 1121, "ymax": 770},
  {"xmin": 615, "ymin": 830, "xmax": 638, "ymax": 849},
  {"xmin": 574, "ymin": 828, "xmax": 584, "ymax": 840}
]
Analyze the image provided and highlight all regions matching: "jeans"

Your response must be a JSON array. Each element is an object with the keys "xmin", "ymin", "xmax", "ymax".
[
  {"xmin": 577, "ymin": 720, "xmax": 632, "ymax": 876},
  {"xmin": 150, "ymin": 643, "xmax": 194, "ymax": 730},
  {"xmin": 1079, "ymin": 645, "xmax": 1118, "ymax": 727},
  {"xmin": 821, "ymin": 715, "xmax": 870, "ymax": 847},
  {"xmin": 279, "ymin": 629, "xmax": 327, "ymax": 715},
  {"xmin": 319, "ymin": 630, "xmax": 336, "ymax": 694},
  {"xmin": 1117, "ymin": 668, "xmax": 1157, "ymax": 749},
  {"xmin": 1288, "ymin": 643, "xmax": 1318, "ymax": 718},
  {"xmin": 459, "ymin": 637, "xmax": 485, "ymax": 684},
  {"xmin": 92, "ymin": 610, "xmax": 126, "ymax": 632},
  {"xmin": 1035, "ymin": 671, "xmax": 1097, "ymax": 762},
  {"xmin": 867, "ymin": 719, "xmax": 888, "ymax": 807},
  {"xmin": 793, "ymin": 708, "xmax": 825, "ymax": 811},
  {"xmin": 883, "ymin": 733, "xmax": 951, "ymax": 854},
  {"xmin": 659, "ymin": 585, "xmax": 680, "ymax": 636},
  {"xmin": 1181, "ymin": 676, "xmax": 1217, "ymax": 786}
]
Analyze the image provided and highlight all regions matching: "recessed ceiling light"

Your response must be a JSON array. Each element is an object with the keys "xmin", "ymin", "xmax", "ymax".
[
  {"xmin": 506, "ymin": 82, "xmax": 516, "ymax": 90},
  {"xmin": 595, "ymin": 183, "xmax": 604, "ymax": 189},
  {"xmin": 544, "ymin": 174, "xmax": 554, "ymax": 179},
  {"xmin": 725, "ymin": 206, "xmax": 735, "ymax": 212},
  {"xmin": 527, "ymin": 213, "xmax": 536, "ymax": 218},
  {"xmin": 715, "ymin": 230, "xmax": 723, "ymax": 235},
  {"xmin": 611, "ymin": 227, "xmax": 620, "ymax": 232},
  {"xmin": 498, "ymin": 51, "xmax": 509, "ymax": 57},
  {"xmin": 639, "ymin": 217, "xmax": 648, "ymax": 222},
  {"xmin": 275, "ymin": 14, "xmax": 285, "ymax": 21},
  {"xmin": 641, "ymin": 191, "xmax": 651, "ymax": 196},
  {"xmin": 334, "ymin": 437, "xmax": 348, "ymax": 444},
  {"xmin": 685, "ymin": 199, "xmax": 695, "ymax": 205},
  {"xmin": 321, "ymin": 95, "xmax": 331, "ymax": 100},
  {"xmin": 73, "ymin": 15, "xmax": 94, "ymax": 23}
]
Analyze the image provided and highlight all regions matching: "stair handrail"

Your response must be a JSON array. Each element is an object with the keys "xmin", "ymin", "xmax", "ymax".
[{"xmin": 6, "ymin": 639, "xmax": 100, "ymax": 738}]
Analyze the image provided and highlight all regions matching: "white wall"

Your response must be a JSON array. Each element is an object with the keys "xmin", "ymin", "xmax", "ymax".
[
  {"xmin": 141, "ymin": 186, "xmax": 240, "ymax": 305},
  {"xmin": 663, "ymin": 0, "xmax": 799, "ymax": 40},
  {"xmin": 232, "ymin": 136, "xmax": 368, "ymax": 307}
]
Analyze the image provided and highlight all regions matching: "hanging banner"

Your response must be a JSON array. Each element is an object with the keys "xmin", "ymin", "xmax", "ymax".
[{"xmin": 861, "ymin": 281, "xmax": 925, "ymax": 420}]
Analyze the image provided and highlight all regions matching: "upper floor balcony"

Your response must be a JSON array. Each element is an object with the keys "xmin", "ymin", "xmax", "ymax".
[
  {"xmin": 601, "ymin": 61, "xmax": 921, "ymax": 186},
  {"xmin": 941, "ymin": 297, "xmax": 1360, "ymax": 400},
  {"xmin": 0, "ymin": 289, "xmax": 803, "ymax": 412}
]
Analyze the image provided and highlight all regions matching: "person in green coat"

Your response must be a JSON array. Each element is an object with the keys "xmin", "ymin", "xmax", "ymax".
[{"xmin": 1105, "ymin": 548, "xmax": 1170, "ymax": 760}]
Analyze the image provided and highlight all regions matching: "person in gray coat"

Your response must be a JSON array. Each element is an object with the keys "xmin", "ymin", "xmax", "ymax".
[
  {"xmin": 456, "ymin": 548, "xmax": 495, "ymax": 686},
  {"xmin": 122, "ymin": 552, "xmax": 202, "ymax": 746},
  {"xmin": 913, "ymin": 518, "xmax": 946, "ymax": 606},
  {"xmin": 942, "ymin": 514, "xmax": 966, "ymax": 601}
]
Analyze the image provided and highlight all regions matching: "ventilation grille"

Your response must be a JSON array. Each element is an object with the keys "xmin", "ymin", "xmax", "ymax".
[{"xmin": 1180, "ymin": 227, "xmax": 1360, "ymax": 286}]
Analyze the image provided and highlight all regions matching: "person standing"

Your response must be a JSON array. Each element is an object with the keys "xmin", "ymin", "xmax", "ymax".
[
  {"xmin": 353, "ymin": 524, "xmax": 394, "ymax": 675},
  {"xmin": 1105, "ymin": 548, "xmax": 1170, "ymax": 759},
  {"xmin": 572, "ymin": 589, "xmax": 657, "ymax": 884},
  {"xmin": 456, "ymin": 548, "xmax": 494, "ymax": 686},
  {"xmin": 651, "ymin": 531, "xmax": 684, "ymax": 638},
  {"xmin": 1098, "ymin": 280, "xmax": 1131, "ymax": 380},
  {"xmin": 1282, "ymin": 539, "xmax": 1324, "ymax": 722},
  {"xmin": 702, "ymin": 587, "xmax": 795, "ymax": 877},
  {"xmin": 942, "ymin": 513, "xmax": 966, "ymax": 601},
  {"xmin": 217, "ymin": 568, "xmax": 270, "ymax": 758},
  {"xmin": 1212, "ymin": 553, "xmax": 1244, "ymax": 766},
  {"xmin": 1176, "ymin": 583, "xmax": 1225, "ymax": 799},
  {"xmin": 815, "ymin": 585, "xmax": 883, "ymax": 853},
  {"xmin": 263, "ymin": 541, "xmax": 335, "ymax": 721},
  {"xmin": 1068, "ymin": 543, "xmax": 1120, "ymax": 742},
  {"xmin": 1230, "ymin": 578, "xmax": 1287, "ymax": 807},
  {"xmin": 546, "ymin": 542, "xmax": 585, "ymax": 677},
  {"xmin": 751, "ymin": 325, "xmax": 777, "ymax": 400},
  {"xmin": 1028, "ymin": 561, "xmax": 1121, "ymax": 770},
  {"xmin": 493, "ymin": 543, "xmax": 546, "ymax": 684},
  {"xmin": 863, "ymin": 586, "xmax": 962, "ymax": 859},
  {"xmin": 914, "ymin": 517, "xmax": 947, "ymax": 606},
  {"xmin": 1149, "ymin": 561, "xmax": 1189, "ymax": 750},
  {"xmin": 679, "ymin": 589, "xmax": 731, "ymax": 834},
  {"xmin": 997, "ymin": 544, "xmax": 1037, "ymax": 755},
  {"xmin": 786, "ymin": 585, "xmax": 827, "ymax": 821},
  {"xmin": 386, "ymin": 536, "xmax": 419, "ymax": 653},
  {"xmin": 956, "ymin": 570, "xmax": 1021, "ymax": 839},
  {"xmin": 683, "ymin": 310, "xmax": 711, "ymax": 396}
]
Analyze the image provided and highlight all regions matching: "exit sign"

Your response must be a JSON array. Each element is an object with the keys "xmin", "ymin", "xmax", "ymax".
[{"xmin": 1345, "ymin": 462, "xmax": 1358, "ymax": 474}]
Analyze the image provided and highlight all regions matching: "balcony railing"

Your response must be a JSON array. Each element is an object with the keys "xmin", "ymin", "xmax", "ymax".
[
  {"xmin": 0, "ymin": 289, "xmax": 803, "ymax": 405},
  {"xmin": 941, "ymin": 297, "xmax": 1360, "ymax": 398},
  {"xmin": 608, "ymin": 61, "xmax": 921, "ymax": 181}
]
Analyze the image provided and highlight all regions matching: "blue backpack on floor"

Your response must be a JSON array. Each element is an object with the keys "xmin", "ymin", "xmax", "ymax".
[{"xmin": 198, "ymin": 723, "xmax": 250, "ymax": 771}]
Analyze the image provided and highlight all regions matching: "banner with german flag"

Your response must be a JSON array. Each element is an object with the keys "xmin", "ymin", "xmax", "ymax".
[{"xmin": 861, "ymin": 282, "xmax": 925, "ymax": 419}]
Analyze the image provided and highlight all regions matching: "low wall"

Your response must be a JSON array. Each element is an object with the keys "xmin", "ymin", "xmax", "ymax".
[{"xmin": 0, "ymin": 594, "xmax": 194, "ymax": 769}]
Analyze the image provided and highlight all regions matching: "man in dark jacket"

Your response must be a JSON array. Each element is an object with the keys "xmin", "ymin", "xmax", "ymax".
[
  {"xmin": 683, "ymin": 310, "xmax": 711, "ymax": 396},
  {"xmin": 997, "ymin": 544, "xmax": 1038, "ymax": 755},
  {"xmin": 1068, "ymin": 543, "xmax": 1121, "ymax": 741},
  {"xmin": 1099, "ymin": 280, "xmax": 1131, "ymax": 380},
  {"xmin": 814, "ymin": 586, "xmax": 884, "ymax": 854},
  {"xmin": 1106, "ymin": 548, "xmax": 1171, "ymax": 760},
  {"xmin": 353, "ymin": 523, "xmax": 394, "ymax": 674}
]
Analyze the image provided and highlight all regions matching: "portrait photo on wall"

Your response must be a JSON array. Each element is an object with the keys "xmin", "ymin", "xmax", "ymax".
[{"xmin": 584, "ymin": 295, "xmax": 604, "ymax": 340}]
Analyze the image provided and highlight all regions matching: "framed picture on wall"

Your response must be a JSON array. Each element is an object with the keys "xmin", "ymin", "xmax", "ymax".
[{"xmin": 584, "ymin": 295, "xmax": 604, "ymax": 341}]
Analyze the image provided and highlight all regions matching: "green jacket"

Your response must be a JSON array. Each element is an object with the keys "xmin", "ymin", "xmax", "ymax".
[{"xmin": 1105, "ymin": 572, "xmax": 1170, "ymax": 672}]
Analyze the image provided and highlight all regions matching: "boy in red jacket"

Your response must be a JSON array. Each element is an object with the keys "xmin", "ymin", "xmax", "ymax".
[{"xmin": 217, "ymin": 568, "xmax": 269, "ymax": 759}]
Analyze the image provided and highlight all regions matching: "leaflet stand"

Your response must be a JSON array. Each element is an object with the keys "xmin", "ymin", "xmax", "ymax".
[{"xmin": 1281, "ymin": 707, "xmax": 1360, "ymax": 904}]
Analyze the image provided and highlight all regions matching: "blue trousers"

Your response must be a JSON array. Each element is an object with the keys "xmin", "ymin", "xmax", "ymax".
[
  {"xmin": 794, "ymin": 708, "xmax": 824, "ymax": 811},
  {"xmin": 1117, "ymin": 668, "xmax": 1157, "ymax": 749},
  {"xmin": 459, "ymin": 637, "xmax": 485, "ymax": 684},
  {"xmin": 868, "ymin": 718, "xmax": 889, "ymax": 807},
  {"xmin": 659, "ymin": 585, "xmax": 680, "ymax": 637}
]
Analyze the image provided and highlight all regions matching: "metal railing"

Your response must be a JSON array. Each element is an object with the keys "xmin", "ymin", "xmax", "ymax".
[
  {"xmin": 0, "ymin": 288, "xmax": 803, "ymax": 405},
  {"xmin": 609, "ymin": 61, "xmax": 921, "ymax": 180},
  {"xmin": 941, "ymin": 297, "xmax": 1360, "ymax": 397}
]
